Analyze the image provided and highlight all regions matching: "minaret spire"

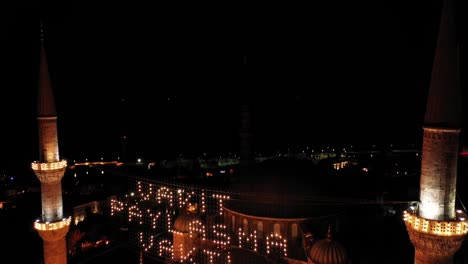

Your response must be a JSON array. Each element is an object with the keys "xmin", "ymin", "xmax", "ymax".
[
  {"xmin": 40, "ymin": 19, "xmax": 45, "ymax": 43},
  {"xmin": 424, "ymin": 0, "xmax": 461, "ymax": 128},
  {"xmin": 326, "ymin": 226, "xmax": 332, "ymax": 240},
  {"xmin": 38, "ymin": 20, "xmax": 57, "ymax": 119}
]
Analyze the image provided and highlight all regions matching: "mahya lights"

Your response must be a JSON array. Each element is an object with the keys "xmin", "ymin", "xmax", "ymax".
[
  {"xmin": 110, "ymin": 198, "xmax": 124, "ymax": 216},
  {"xmin": 133, "ymin": 181, "xmax": 225, "ymax": 215},
  {"xmin": 266, "ymin": 233, "xmax": 288, "ymax": 257},
  {"xmin": 213, "ymin": 193, "xmax": 230, "ymax": 216},
  {"xmin": 139, "ymin": 232, "xmax": 155, "ymax": 252},
  {"xmin": 212, "ymin": 224, "xmax": 230, "ymax": 248},
  {"xmin": 110, "ymin": 181, "xmax": 292, "ymax": 261},
  {"xmin": 128, "ymin": 203, "xmax": 143, "ymax": 224},
  {"xmin": 202, "ymin": 249, "xmax": 231, "ymax": 264},
  {"xmin": 238, "ymin": 228, "xmax": 257, "ymax": 252},
  {"xmin": 178, "ymin": 246, "xmax": 196, "ymax": 263},
  {"xmin": 158, "ymin": 239, "xmax": 173, "ymax": 259},
  {"xmin": 189, "ymin": 220, "xmax": 206, "ymax": 240}
]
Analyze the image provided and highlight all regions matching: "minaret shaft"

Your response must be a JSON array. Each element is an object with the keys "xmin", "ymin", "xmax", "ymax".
[
  {"xmin": 38, "ymin": 117, "xmax": 60, "ymax": 163},
  {"xmin": 419, "ymin": 127, "xmax": 459, "ymax": 220},
  {"xmin": 40, "ymin": 181, "xmax": 64, "ymax": 222},
  {"xmin": 42, "ymin": 238, "xmax": 68, "ymax": 264},
  {"xmin": 36, "ymin": 221, "xmax": 70, "ymax": 263}
]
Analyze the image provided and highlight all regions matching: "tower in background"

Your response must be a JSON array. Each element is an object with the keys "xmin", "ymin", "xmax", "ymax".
[
  {"xmin": 404, "ymin": 0, "xmax": 468, "ymax": 263},
  {"xmin": 32, "ymin": 21, "xmax": 70, "ymax": 264},
  {"xmin": 238, "ymin": 56, "xmax": 254, "ymax": 177}
]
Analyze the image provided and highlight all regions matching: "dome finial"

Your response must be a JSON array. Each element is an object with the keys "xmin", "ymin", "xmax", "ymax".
[
  {"xmin": 40, "ymin": 19, "xmax": 45, "ymax": 43},
  {"xmin": 327, "ymin": 226, "xmax": 332, "ymax": 240}
]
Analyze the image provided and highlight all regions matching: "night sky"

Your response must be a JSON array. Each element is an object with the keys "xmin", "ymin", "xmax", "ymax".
[{"xmin": 1, "ymin": 0, "xmax": 467, "ymax": 175}]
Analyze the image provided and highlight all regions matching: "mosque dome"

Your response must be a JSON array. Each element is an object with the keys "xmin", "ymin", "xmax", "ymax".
[
  {"xmin": 173, "ymin": 212, "xmax": 202, "ymax": 233},
  {"xmin": 226, "ymin": 157, "xmax": 343, "ymax": 218},
  {"xmin": 308, "ymin": 230, "xmax": 349, "ymax": 264}
]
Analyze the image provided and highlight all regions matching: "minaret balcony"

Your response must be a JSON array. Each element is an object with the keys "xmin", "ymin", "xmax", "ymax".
[
  {"xmin": 31, "ymin": 160, "xmax": 67, "ymax": 183},
  {"xmin": 34, "ymin": 216, "xmax": 71, "ymax": 241},
  {"xmin": 34, "ymin": 216, "xmax": 71, "ymax": 231},
  {"xmin": 404, "ymin": 210, "xmax": 468, "ymax": 236},
  {"xmin": 31, "ymin": 160, "xmax": 67, "ymax": 171}
]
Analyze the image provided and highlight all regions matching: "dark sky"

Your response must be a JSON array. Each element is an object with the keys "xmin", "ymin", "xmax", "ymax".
[{"xmin": 1, "ymin": 0, "xmax": 467, "ymax": 174}]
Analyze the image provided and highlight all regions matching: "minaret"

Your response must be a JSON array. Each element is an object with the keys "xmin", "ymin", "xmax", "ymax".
[
  {"xmin": 238, "ymin": 56, "xmax": 254, "ymax": 176},
  {"xmin": 404, "ymin": 0, "xmax": 468, "ymax": 263},
  {"xmin": 32, "ymin": 21, "xmax": 70, "ymax": 264},
  {"xmin": 239, "ymin": 103, "xmax": 253, "ymax": 169}
]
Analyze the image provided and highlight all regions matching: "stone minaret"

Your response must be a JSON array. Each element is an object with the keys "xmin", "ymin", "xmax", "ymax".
[
  {"xmin": 32, "ymin": 22, "xmax": 70, "ymax": 264},
  {"xmin": 404, "ymin": 0, "xmax": 468, "ymax": 263}
]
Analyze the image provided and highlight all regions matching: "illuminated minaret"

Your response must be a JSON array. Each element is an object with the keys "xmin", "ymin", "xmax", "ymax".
[
  {"xmin": 32, "ymin": 22, "xmax": 71, "ymax": 264},
  {"xmin": 403, "ymin": 0, "xmax": 468, "ymax": 263}
]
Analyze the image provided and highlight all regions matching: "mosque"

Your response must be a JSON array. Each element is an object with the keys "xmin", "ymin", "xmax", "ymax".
[
  {"xmin": 29, "ymin": 0, "xmax": 467, "ymax": 263},
  {"xmin": 110, "ymin": 0, "xmax": 468, "ymax": 261}
]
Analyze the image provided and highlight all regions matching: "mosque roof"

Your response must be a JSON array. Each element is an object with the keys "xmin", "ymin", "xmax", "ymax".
[{"xmin": 226, "ymin": 157, "xmax": 346, "ymax": 218}]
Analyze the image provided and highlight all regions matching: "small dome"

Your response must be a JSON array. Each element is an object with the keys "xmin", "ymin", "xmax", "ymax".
[
  {"xmin": 308, "ymin": 230, "xmax": 348, "ymax": 264},
  {"xmin": 173, "ymin": 212, "xmax": 202, "ymax": 233}
]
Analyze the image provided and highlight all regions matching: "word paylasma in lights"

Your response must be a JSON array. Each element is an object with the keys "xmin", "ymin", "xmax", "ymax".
[{"xmin": 110, "ymin": 181, "xmax": 290, "ymax": 260}]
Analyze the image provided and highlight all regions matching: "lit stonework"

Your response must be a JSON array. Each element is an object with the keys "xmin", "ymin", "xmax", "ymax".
[
  {"xmin": 32, "ymin": 161, "xmax": 67, "ymax": 182},
  {"xmin": 36, "ymin": 220, "xmax": 70, "ymax": 264},
  {"xmin": 419, "ymin": 127, "xmax": 460, "ymax": 221},
  {"xmin": 37, "ymin": 116, "xmax": 60, "ymax": 163}
]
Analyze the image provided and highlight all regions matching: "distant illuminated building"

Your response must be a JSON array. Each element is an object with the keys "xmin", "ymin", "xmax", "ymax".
[
  {"xmin": 403, "ymin": 0, "xmax": 468, "ymax": 263},
  {"xmin": 32, "ymin": 22, "xmax": 70, "ymax": 264}
]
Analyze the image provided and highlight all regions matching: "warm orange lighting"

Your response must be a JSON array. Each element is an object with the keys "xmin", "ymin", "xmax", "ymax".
[
  {"xmin": 73, "ymin": 161, "xmax": 123, "ymax": 167},
  {"xmin": 34, "ymin": 216, "xmax": 71, "ymax": 231},
  {"xmin": 404, "ymin": 210, "xmax": 468, "ymax": 236},
  {"xmin": 31, "ymin": 160, "xmax": 67, "ymax": 171}
]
